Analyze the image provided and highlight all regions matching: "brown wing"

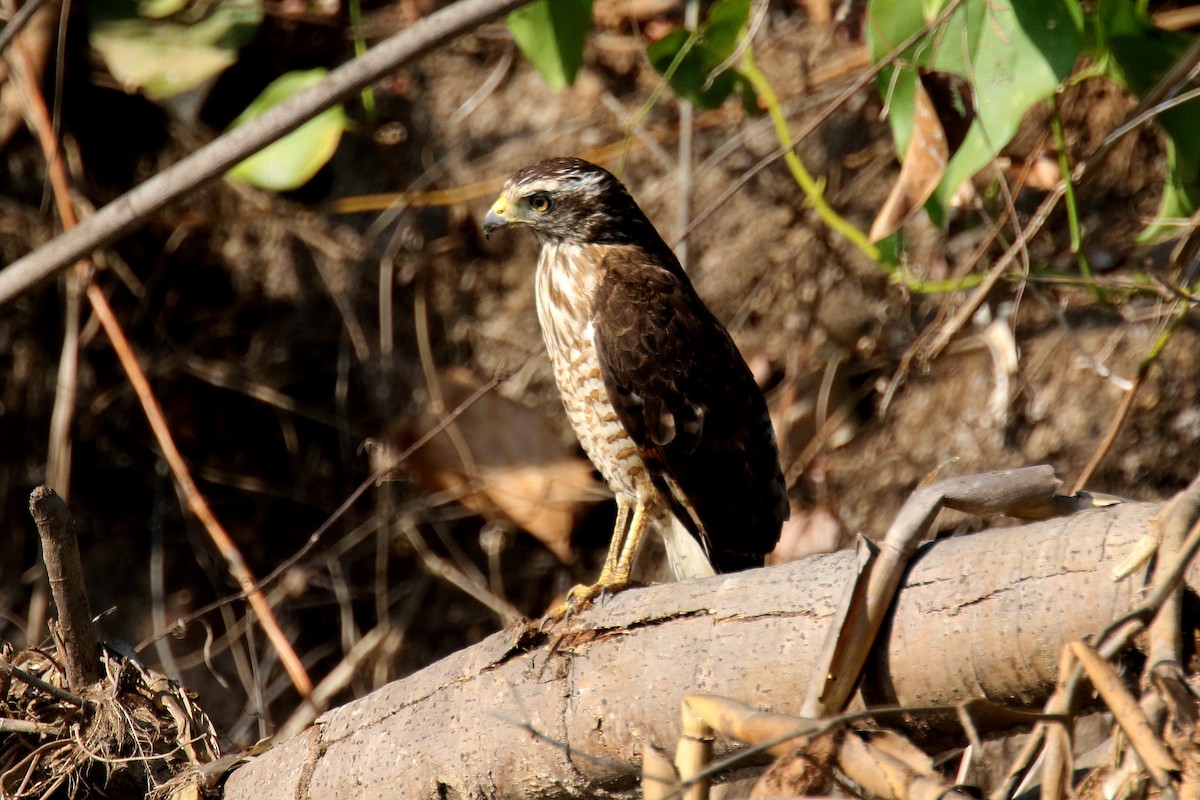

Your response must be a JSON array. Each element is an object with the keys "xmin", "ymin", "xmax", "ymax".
[{"xmin": 591, "ymin": 247, "xmax": 787, "ymax": 571}]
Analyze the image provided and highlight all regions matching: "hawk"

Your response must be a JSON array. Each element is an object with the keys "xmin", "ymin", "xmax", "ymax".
[{"xmin": 483, "ymin": 157, "xmax": 787, "ymax": 617}]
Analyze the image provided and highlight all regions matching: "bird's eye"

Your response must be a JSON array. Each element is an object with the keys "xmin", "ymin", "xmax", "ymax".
[{"xmin": 529, "ymin": 192, "xmax": 552, "ymax": 213}]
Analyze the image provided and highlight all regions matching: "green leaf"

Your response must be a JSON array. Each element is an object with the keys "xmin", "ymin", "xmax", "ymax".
[
  {"xmin": 506, "ymin": 0, "xmax": 592, "ymax": 90},
  {"xmin": 227, "ymin": 69, "xmax": 348, "ymax": 192},
  {"xmin": 868, "ymin": 0, "xmax": 1083, "ymax": 221},
  {"xmin": 647, "ymin": 0, "xmax": 751, "ymax": 108},
  {"xmin": 867, "ymin": 0, "xmax": 984, "ymax": 157},
  {"xmin": 921, "ymin": 0, "xmax": 950, "ymax": 21},
  {"xmin": 1095, "ymin": 0, "xmax": 1200, "ymax": 241},
  {"xmin": 1146, "ymin": 137, "xmax": 1200, "ymax": 242},
  {"xmin": 702, "ymin": 0, "xmax": 751, "ymax": 56},
  {"xmin": 89, "ymin": 0, "xmax": 261, "ymax": 101},
  {"xmin": 934, "ymin": 0, "xmax": 1083, "ymax": 212}
]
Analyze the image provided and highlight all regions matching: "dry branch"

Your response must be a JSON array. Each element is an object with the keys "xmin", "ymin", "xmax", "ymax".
[
  {"xmin": 0, "ymin": 0, "xmax": 56, "ymax": 56},
  {"xmin": 28, "ymin": 486, "xmax": 101, "ymax": 690},
  {"xmin": 222, "ymin": 501, "xmax": 1184, "ymax": 800},
  {"xmin": 803, "ymin": 465, "xmax": 1064, "ymax": 718},
  {"xmin": 0, "ymin": 0, "xmax": 533, "ymax": 305}
]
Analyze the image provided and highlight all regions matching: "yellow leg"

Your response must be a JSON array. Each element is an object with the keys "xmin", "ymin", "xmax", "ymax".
[
  {"xmin": 597, "ymin": 501, "xmax": 632, "ymax": 581},
  {"xmin": 543, "ymin": 499, "xmax": 646, "ymax": 625},
  {"xmin": 609, "ymin": 501, "xmax": 648, "ymax": 583}
]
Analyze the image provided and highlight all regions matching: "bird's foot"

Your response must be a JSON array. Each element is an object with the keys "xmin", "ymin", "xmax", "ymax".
[{"xmin": 540, "ymin": 580, "xmax": 631, "ymax": 628}]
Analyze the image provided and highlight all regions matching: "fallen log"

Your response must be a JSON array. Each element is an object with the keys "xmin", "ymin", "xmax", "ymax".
[{"xmin": 223, "ymin": 501, "xmax": 1173, "ymax": 799}]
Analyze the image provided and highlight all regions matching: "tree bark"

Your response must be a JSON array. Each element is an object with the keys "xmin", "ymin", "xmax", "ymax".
[{"xmin": 222, "ymin": 502, "xmax": 1176, "ymax": 800}]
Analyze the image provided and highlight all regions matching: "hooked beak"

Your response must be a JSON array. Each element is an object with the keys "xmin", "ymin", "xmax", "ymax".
[{"xmin": 482, "ymin": 195, "xmax": 512, "ymax": 239}]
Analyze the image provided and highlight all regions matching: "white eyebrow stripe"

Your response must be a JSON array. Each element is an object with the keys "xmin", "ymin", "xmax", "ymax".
[
  {"xmin": 510, "ymin": 169, "xmax": 607, "ymax": 196},
  {"xmin": 510, "ymin": 177, "xmax": 563, "ymax": 194}
]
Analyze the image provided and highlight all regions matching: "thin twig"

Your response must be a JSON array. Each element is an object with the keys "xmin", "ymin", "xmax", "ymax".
[
  {"xmin": 399, "ymin": 516, "xmax": 524, "ymax": 625},
  {"xmin": 135, "ymin": 371, "xmax": 507, "ymax": 652},
  {"xmin": 739, "ymin": 44, "xmax": 878, "ymax": 262},
  {"xmin": 0, "ymin": 0, "xmax": 55, "ymax": 56},
  {"xmin": 0, "ymin": 0, "xmax": 534, "ymax": 305},
  {"xmin": 877, "ymin": 201, "xmax": 1011, "ymax": 415},
  {"xmin": 1072, "ymin": 302, "xmax": 1189, "ymax": 492},
  {"xmin": 0, "ymin": 718, "xmax": 63, "ymax": 736},
  {"xmin": 6, "ymin": 0, "xmax": 73, "ymax": 228},
  {"xmin": 450, "ymin": 40, "xmax": 515, "ymax": 124},
  {"xmin": 0, "ymin": 660, "xmax": 92, "ymax": 709},
  {"xmin": 86, "ymin": 283, "xmax": 315, "ymax": 700},
  {"xmin": 44, "ymin": 263, "xmax": 86, "ymax": 497},
  {"xmin": 413, "ymin": 280, "xmax": 489, "ymax": 512},
  {"xmin": 1049, "ymin": 97, "xmax": 1095, "ymax": 288},
  {"xmin": 273, "ymin": 624, "xmax": 398, "ymax": 741},
  {"xmin": 19, "ymin": 0, "xmax": 86, "ymax": 502},
  {"xmin": 9, "ymin": 4, "xmax": 87, "ymax": 508},
  {"xmin": 675, "ymin": 0, "xmax": 698, "ymax": 270}
]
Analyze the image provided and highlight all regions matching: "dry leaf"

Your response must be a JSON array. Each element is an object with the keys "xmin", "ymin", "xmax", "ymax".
[
  {"xmin": 395, "ymin": 367, "xmax": 605, "ymax": 562},
  {"xmin": 750, "ymin": 732, "xmax": 840, "ymax": 798},
  {"xmin": 870, "ymin": 77, "xmax": 949, "ymax": 243}
]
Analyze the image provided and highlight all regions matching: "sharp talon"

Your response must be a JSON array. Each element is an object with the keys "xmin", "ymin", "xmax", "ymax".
[
  {"xmin": 539, "ymin": 603, "xmax": 571, "ymax": 629},
  {"xmin": 542, "ymin": 579, "xmax": 634, "ymax": 624}
]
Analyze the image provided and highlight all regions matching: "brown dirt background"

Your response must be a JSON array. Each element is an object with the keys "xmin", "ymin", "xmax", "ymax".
[{"xmin": 2, "ymin": 2, "xmax": 1199, "ymax": 746}]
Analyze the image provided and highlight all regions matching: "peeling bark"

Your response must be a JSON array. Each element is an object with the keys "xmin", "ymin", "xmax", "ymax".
[{"xmin": 223, "ymin": 502, "xmax": 1176, "ymax": 800}]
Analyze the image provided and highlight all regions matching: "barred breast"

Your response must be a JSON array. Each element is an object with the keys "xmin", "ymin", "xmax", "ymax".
[{"xmin": 534, "ymin": 242, "xmax": 648, "ymax": 502}]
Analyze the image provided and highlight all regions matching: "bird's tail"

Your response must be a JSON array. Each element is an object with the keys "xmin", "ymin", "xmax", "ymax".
[{"xmin": 660, "ymin": 514, "xmax": 717, "ymax": 581}]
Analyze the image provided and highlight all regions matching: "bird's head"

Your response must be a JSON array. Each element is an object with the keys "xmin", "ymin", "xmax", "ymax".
[{"xmin": 483, "ymin": 157, "xmax": 657, "ymax": 246}]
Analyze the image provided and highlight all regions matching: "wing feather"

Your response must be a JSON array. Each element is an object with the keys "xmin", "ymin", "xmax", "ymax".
[{"xmin": 592, "ymin": 247, "xmax": 787, "ymax": 571}]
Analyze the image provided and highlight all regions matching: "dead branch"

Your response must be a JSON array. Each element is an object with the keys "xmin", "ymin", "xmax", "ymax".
[
  {"xmin": 223, "ymin": 500, "xmax": 1183, "ymax": 800},
  {"xmin": 0, "ymin": 0, "xmax": 533, "ymax": 305},
  {"xmin": 802, "ymin": 465, "xmax": 1064, "ymax": 718},
  {"xmin": 27, "ymin": 486, "xmax": 101, "ymax": 690},
  {"xmin": 0, "ymin": 0, "xmax": 56, "ymax": 56}
]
